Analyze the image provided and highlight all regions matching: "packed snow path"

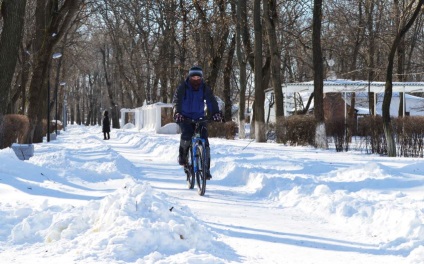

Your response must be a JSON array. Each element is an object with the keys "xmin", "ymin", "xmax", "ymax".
[
  {"xmin": 107, "ymin": 127, "xmax": 423, "ymax": 263},
  {"xmin": 0, "ymin": 125, "xmax": 423, "ymax": 263}
]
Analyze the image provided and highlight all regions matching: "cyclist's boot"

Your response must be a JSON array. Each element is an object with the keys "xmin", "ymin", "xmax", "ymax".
[
  {"xmin": 205, "ymin": 146, "xmax": 212, "ymax": 180},
  {"xmin": 178, "ymin": 140, "xmax": 190, "ymax": 166}
]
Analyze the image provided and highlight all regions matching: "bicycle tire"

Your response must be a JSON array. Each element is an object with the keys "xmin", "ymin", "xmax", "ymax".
[
  {"xmin": 186, "ymin": 147, "xmax": 195, "ymax": 189},
  {"xmin": 195, "ymin": 142, "xmax": 207, "ymax": 196}
]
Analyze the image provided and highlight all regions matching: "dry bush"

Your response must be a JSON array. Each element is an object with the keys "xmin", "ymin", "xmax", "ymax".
[
  {"xmin": 41, "ymin": 119, "xmax": 56, "ymax": 136},
  {"xmin": 161, "ymin": 108, "xmax": 174, "ymax": 126},
  {"xmin": 326, "ymin": 118, "xmax": 347, "ymax": 152},
  {"xmin": 394, "ymin": 117, "xmax": 424, "ymax": 157},
  {"xmin": 208, "ymin": 121, "xmax": 238, "ymax": 139},
  {"xmin": 1, "ymin": 114, "xmax": 30, "ymax": 149},
  {"xmin": 357, "ymin": 115, "xmax": 386, "ymax": 154},
  {"xmin": 282, "ymin": 115, "xmax": 315, "ymax": 146},
  {"xmin": 162, "ymin": 115, "xmax": 174, "ymax": 126}
]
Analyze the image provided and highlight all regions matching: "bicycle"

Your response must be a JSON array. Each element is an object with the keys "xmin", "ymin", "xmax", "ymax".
[{"xmin": 182, "ymin": 117, "xmax": 210, "ymax": 196}]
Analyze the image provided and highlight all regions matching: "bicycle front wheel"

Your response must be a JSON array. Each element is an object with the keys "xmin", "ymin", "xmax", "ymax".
[{"xmin": 194, "ymin": 142, "xmax": 207, "ymax": 196}]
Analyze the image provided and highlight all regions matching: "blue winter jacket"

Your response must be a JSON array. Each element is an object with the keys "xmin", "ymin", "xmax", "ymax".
[{"xmin": 173, "ymin": 78, "xmax": 219, "ymax": 120}]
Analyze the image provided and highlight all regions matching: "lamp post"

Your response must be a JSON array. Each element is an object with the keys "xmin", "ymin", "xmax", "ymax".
[
  {"xmin": 55, "ymin": 81, "xmax": 66, "ymax": 134},
  {"xmin": 47, "ymin": 52, "xmax": 62, "ymax": 142},
  {"xmin": 53, "ymin": 52, "xmax": 62, "ymax": 135},
  {"xmin": 47, "ymin": 70, "xmax": 51, "ymax": 142},
  {"xmin": 59, "ymin": 82, "xmax": 67, "ymax": 131}
]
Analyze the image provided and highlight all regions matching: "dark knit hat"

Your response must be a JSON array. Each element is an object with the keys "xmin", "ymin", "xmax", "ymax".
[{"xmin": 188, "ymin": 66, "xmax": 203, "ymax": 77}]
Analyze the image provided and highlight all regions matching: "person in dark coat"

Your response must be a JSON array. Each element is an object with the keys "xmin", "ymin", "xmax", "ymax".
[
  {"xmin": 102, "ymin": 111, "xmax": 111, "ymax": 140},
  {"xmin": 172, "ymin": 66, "xmax": 223, "ymax": 179}
]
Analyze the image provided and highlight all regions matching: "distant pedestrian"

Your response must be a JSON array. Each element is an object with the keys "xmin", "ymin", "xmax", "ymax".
[{"xmin": 102, "ymin": 111, "xmax": 110, "ymax": 140}]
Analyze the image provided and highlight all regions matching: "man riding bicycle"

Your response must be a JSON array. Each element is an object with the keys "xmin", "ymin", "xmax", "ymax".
[{"xmin": 173, "ymin": 66, "xmax": 223, "ymax": 180}]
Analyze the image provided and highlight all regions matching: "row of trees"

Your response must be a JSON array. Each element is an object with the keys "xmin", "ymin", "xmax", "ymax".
[{"xmin": 0, "ymin": 0, "xmax": 423, "ymax": 156}]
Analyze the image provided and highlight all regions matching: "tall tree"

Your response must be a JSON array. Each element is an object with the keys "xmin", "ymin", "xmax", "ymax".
[
  {"xmin": 253, "ymin": 0, "xmax": 266, "ymax": 142},
  {"xmin": 26, "ymin": 0, "xmax": 82, "ymax": 143},
  {"xmin": 312, "ymin": 0, "xmax": 327, "ymax": 149},
  {"xmin": 263, "ymin": 0, "xmax": 284, "ymax": 142},
  {"xmin": 364, "ymin": 0, "xmax": 381, "ymax": 116},
  {"xmin": 193, "ymin": 0, "xmax": 230, "ymax": 90},
  {"xmin": 223, "ymin": 34, "xmax": 236, "ymax": 121},
  {"xmin": 235, "ymin": 0, "xmax": 248, "ymax": 139},
  {"xmin": 100, "ymin": 45, "xmax": 120, "ymax": 129},
  {"xmin": 0, "ymin": 0, "xmax": 27, "ymax": 115},
  {"xmin": 382, "ymin": 0, "xmax": 423, "ymax": 157}
]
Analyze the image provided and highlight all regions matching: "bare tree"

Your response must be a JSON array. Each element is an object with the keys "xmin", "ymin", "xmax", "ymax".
[
  {"xmin": 382, "ymin": 0, "xmax": 423, "ymax": 157},
  {"xmin": 0, "ymin": 0, "xmax": 27, "ymax": 115},
  {"xmin": 223, "ymin": 34, "xmax": 236, "ymax": 121},
  {"xmin": 312, "ymin": 0, "xmax": 327, "ymax": 149},
  {"xmin": 253, "ymin": 0, "xmax": 266, "ymax": 142},
  {"xmin": 263, "ymin": 0, "xmax": 284, "ymax": 142},
  {"xmin": 100, "ymin": 45, "xmax": 120, "ymax": 129},
  {"xmin": 193, "ymin": 0, "xmax": 230, "ymax": 90},
  {"xmin": 235, "ymin": 0, "xmax": 248, "ymax": 139},
  {"xmin": 26, "ymin": 0, "xmax": 82, "ymax": 143},
  {"xmin": 4, "ymin": 0, "xmax": 422, "ymax": 151}
]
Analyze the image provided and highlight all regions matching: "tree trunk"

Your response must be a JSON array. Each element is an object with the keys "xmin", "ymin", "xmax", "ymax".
[
  {"xmin": 396, "ymin": 5, "xmax": 406, "ymax": 117},
  {"xmin": 0, "ymin": 0, "xmax": 27, "ymax": 115},
  {"xmin": 263, "ymin": 0, "xmax": 284, "ymax": 142},
  {"xmin": 241, "ymin": 0, "xmax": 255, "ymax": 70},
  {"xmin": 312, "ymin": 0, "xmax": 327, "ymax": 149},
  {"xmin": 365, "ymin": 1, "xmax": 377, "ymax": 116},
  {"xmin": 236, "ymin": 0, "xmax": 248, "ymax": 139},
  {"xmin": 100, "ymin": 46, "xmax": 120, "ymax": 129},
  {"xmin": 347, "ymin": 1, "xmax": 365, "ymax": 145},
  {"xmin": 26, "ymin": 0, "xmax": 81, "ymax": 143},
  {"xmin": 193, "ymin": 0, "xmax": 229, "ymax": 90},
  {"xmin": 382, "ymin": 0, "xmax": 423, "ymax": 157},
  {"xmin": 223, "ymin": 35, "xmax": 236, "ymax": 121},
  {"xmin": 0, "ymin": 114, "xmax": 4, "ymax": 149},
  {"xmin": 19, "ymin": 42, "xmax": 32, "ymax": 115},
  {"xmin": 253, "ymin": 0, "xmax": 266, "ymax": 142}
]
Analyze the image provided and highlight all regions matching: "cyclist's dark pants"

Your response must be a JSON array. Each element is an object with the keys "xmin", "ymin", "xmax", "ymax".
[{"xmin": 178, "ymin": 122, "xmax": 209, "ymax": 147}]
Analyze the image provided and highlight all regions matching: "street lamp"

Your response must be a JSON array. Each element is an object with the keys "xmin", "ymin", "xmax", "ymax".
[
  {"xmin": 327, "ymin": 59, "xmax": 337, "ymax": 80},
  {"xmin": 47, "ymin": 52, "xmax": 62, "ymax": 142}
]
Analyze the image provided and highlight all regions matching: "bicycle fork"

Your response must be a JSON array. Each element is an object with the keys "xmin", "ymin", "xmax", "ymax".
[{"xmin": 192, "ymin": 138, "xmax": 206, "ymax": 173}]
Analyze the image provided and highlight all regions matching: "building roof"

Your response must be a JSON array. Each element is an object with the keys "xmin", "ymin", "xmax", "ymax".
[{"xmin": 283, "ymin": 79, "xmax": 424, "ymax": 93}]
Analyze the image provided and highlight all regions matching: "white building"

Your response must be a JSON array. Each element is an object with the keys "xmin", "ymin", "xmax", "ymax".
[{"xmin": 264, "ymin": 80, "xmax": 424, "ymax": 123}]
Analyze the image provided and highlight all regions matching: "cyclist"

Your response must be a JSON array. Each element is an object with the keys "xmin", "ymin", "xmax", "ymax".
[{"xmin": 173, "ymin": 66, "xmax": 223, "ymax": 180}]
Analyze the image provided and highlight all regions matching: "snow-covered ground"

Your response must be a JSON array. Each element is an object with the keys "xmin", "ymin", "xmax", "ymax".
[{"xmin": 0, "ymin": 125, "xmax": 423, "ymax": 264}]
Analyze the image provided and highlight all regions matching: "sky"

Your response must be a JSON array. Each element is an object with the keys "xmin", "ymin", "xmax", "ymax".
[{"xmin": 0, "ymin": 124, "xmax": 423, "ymax": 264}]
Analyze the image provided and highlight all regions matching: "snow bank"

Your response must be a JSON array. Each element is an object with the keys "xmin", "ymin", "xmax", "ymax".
[{"xmin": 1, "ymin": 180, "xmax": 227, "ymax": 263}]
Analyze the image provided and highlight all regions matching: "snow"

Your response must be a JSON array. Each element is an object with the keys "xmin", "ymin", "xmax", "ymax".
[{"xmin": 0, "ymin": 124, "xmax": 423, "ymax": 264}]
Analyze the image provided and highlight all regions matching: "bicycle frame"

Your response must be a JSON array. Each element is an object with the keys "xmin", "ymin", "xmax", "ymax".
[
  {"xmin": 191, "ymin": 133, "xmax": 206, "ymax": 174},
  {"xmin": 182, "ymin": 118, "xmax": 209, "ymax": 196}
]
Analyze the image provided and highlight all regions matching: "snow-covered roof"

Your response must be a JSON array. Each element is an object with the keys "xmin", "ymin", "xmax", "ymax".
[{"xmin": 283, "ymin": 79, "xmax": 424, "ymax": 93}]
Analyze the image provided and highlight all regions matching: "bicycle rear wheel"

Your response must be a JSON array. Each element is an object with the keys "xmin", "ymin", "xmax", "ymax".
[
  {"xmin": 185, "ymin": 146, "xmax": 195, "ymax": 189},
  {"xmin": 194, "ymin": 143, "xmax": 207, "ymax": 196}
]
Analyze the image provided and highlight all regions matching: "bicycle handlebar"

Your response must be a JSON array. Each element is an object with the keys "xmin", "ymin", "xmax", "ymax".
[
  {"xmin": 180, "ymin": 117, "xmax": 211, "ymax": 124},
  {"xmin": 178, "ymin": 116, "xmax": 225, "ymax": 124}
]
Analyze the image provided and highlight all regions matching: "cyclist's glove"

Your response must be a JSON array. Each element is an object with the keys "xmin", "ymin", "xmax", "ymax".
[
  {"xmin": 174, "ymin": 112, "xmax": 185, "ymax": 123},
  {"xmin": 212, "ymin": 112, "xmax": 223, "ymax": 122}
]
